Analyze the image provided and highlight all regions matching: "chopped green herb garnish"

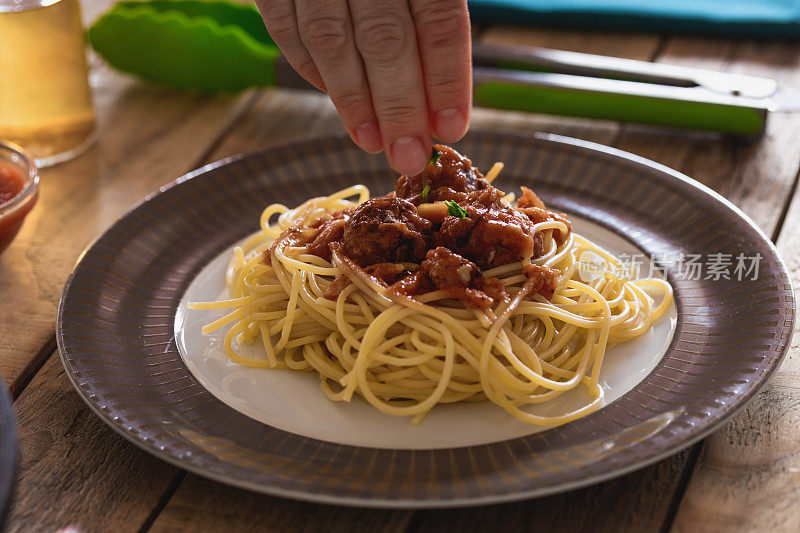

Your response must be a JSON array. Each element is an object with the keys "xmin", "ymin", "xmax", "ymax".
[
  {"xmin": 420, "ymin": 149, "xmax": 439, "ymax": 200},
  {"xmin": 446, "ymin": 200, "xmax": 467, "ymax": 219}
]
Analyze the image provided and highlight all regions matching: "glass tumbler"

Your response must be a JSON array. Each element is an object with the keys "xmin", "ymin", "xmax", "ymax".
[{"xmin": 0, "ymin": 0, "xmax": 96, "ymax": 167}]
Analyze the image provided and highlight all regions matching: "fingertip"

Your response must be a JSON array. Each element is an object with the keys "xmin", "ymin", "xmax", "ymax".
[
  {"xmin": 354, "ymin": 122, "xmax": 384, "ymax": 153},
  {"xmin": 432, "ymin": 107, "xmax": 468, "ymax": 143},
  {"xmin": 388, "ymin": 136, "xmax": 429, "ymax": 175}
]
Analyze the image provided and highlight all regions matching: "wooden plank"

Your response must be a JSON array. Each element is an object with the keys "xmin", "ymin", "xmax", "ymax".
[
  {"xmin": 416, "ymin": 448, "xmax": 696, "ymax": 533},
  {"xmin": 148, "ymin": 475, "xmax": 412, "ymax": 533},
  {"xmin": 4, "ymin": 355, "xmax": 182, "ymax": 533},
  {"xmin": 669, "ymin": 159, "xmax": 800, "ymax": 531},
  {"xmin": 0, "ymin": 60, "xmax": 255, "ymax": 387},
  {"xmin": 480, "ymin": 25, "xmax": 660, "ymax": 57},
  {"xmin": 201, "ymin": 89, "xmax": 344, "ymax": 159}
]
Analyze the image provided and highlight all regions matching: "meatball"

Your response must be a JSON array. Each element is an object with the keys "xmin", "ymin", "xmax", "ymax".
[{"xmin": 342, "ymin": 197, "xmax": 432, "ymax": 266}]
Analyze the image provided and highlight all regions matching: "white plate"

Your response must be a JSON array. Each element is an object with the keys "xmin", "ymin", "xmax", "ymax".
[{"xmin": 175, "ymin": 214, "xmax": 677, "ymax": 450}]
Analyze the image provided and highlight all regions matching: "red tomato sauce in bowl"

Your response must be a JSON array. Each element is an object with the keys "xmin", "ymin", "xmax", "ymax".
[
  {"xmin": 0, "ymin": 165, "xmax": 25, "ymax": 205},
  {"xmin": 0, "ymin": 143, "xmax": 39, "ymax": 255}
]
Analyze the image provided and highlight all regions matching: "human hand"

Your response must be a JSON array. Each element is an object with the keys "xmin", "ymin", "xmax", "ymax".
[{"xmin": 254, "ymin": 0, "xmax": 472, "ymax": 175}]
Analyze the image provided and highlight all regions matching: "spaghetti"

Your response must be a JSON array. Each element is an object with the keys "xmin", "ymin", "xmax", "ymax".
[{"xmin": 191, "ymin": 145, "xmax": 672, "ymax": 426}]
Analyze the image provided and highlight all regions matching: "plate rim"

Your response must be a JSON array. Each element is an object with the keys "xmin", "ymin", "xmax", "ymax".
[{"xmin": 56, "ymin": 131, "xmax": 796, "ymax": 508}]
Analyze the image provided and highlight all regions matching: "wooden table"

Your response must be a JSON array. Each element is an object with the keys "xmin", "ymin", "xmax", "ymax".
[{"xmin": 4, "ymin": 2, "xmax": 800, "ymax": 531}]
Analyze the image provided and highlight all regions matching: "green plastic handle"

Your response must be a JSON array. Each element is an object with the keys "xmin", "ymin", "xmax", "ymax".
[
  {"xmin": 89, "ymin": 0, "xmax": 278, "ymax": 92},
  {"xmin": 474, "ymin": 80, "xmax": 767, "ymax": 135}
]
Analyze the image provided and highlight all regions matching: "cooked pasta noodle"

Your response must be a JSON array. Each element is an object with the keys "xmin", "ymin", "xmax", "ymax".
[{"xmin": 191, "ymin": 179, "xmax": 672, "ymax": 427}]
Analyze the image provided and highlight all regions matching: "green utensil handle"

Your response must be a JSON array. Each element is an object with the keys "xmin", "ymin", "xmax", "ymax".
[
  {"xmin": 89, "ymin": 0, "xmax": 280, "ymax": 93},
  {"xmin": 474, "ymin": 70, "xmax": 768, "ymax": 136}
]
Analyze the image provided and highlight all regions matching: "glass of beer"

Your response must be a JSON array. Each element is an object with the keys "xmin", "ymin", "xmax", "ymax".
[{"xmin": 0, "ymin": 0, "xmax": 96, "ymax": 167}]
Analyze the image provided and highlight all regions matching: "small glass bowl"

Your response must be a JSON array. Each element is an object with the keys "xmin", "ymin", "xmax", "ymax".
[{"xmin": 0, "ymin": 141, "xmax": 39, "ymax": 256}]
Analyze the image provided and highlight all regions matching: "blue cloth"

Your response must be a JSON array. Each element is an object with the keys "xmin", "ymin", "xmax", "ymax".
[{"xmin": 468, "ymin": 0, "xmax": 800, "ymax": 37}]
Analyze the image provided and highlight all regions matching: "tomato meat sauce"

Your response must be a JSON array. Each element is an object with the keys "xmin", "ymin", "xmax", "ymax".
[{"xmin": 275, "ymin": 145, "xmax": 570, "ymax": 309}]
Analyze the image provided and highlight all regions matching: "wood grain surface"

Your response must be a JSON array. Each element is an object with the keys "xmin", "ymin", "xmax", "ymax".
[
  {"xmin": 3, "ymin": 2, "xmax": 800, "ymax": 532},
  {"xmin": 6, "ymin": 356, "xmax": 182, "ymax": 532}
]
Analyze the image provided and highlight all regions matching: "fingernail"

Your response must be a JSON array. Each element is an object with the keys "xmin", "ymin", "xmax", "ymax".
[
  {"xmin": 355, "ymin": 122, "xmax": 383, "ymax": 153},
  {"xmin": 433, "ymin": 107, "xmax": 466, "ymax": 142},
  {"xmin": 389, "ymin": 136, "xmax": 427, "ymax": 175}
]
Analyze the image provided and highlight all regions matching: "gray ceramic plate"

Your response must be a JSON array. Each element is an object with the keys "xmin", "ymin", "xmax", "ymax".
[{"xmin": 56, "ymin": 132, "xmax": 794, "ymax": 508}]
